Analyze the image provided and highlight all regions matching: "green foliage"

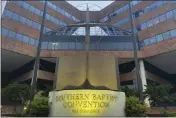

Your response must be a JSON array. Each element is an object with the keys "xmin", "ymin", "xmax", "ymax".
[
  {"xmin": 1, "ymin": 84, "xmax": 30, "ymax": 104},
  {"xmin": 121, "ymin": 86, "xmax": 140, "ymax": 97},
  {"xmin": 40, "ymin": 84, "xmax": 52, "ymax": 97},
  {"xmin": 161, "ymin": 109, "xmax": 176, "ymax": 117},
  {"xmin": 143, "ymin": 83, "xmax": 176, "ymax": 106},
  {"xmin": 25, "ymin": 97, "xmax": 49, "ymax": 117},
  {"xmin": 125, "ymin": 96, "xmax": 147, "ymax": 117}
]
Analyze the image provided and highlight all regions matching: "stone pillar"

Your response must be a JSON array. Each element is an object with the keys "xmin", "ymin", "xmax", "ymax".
[
  {"xmin": 1, "ymin": 1, "xmax": 7, "ymax": 15},
  {"xmin": 139, "ymin": 60, "xmax": 150, "ymax": 107}
]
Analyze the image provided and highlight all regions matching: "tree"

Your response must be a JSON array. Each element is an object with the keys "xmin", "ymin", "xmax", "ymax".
[
  {"xmin": 121, "ymin": 86, "xmax": 140, "ymax": 97},
  {"xmin": 1, "ymin": 83, "xmax": 30, "ymax": 104},
  {"xmin": 143, "ymin": 83, "xmax": 176, "ymax": 106}
]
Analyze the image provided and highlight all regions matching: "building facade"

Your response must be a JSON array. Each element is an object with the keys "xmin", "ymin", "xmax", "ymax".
[{"xmin": 1, "ymin": 1, "xmax": 176, "ymax": 90}]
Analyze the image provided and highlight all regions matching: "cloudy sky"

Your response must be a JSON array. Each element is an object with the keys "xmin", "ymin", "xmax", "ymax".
[{"xmin": 67, "ymin": 1, "xmax": 114, "ymax": 11}]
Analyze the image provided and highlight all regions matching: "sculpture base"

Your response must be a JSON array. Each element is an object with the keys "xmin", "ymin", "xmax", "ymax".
[{"xmin": 49, "ymin": 90, "xmax": 125, "ymax": 117}]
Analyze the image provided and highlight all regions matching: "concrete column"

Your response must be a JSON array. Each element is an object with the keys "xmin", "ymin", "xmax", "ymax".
[
  {"xmin": 139, "ymin": 60, "xmax": 150, "ymax": 107},
  {"xmin": 1, "ymin": 1, "xmax": 7, "ymax": 15}
]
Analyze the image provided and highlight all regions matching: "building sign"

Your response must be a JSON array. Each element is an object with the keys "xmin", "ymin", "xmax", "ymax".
[{"xmin": 49, "ymin": 90, "xmax": 125, "ymax": 116}]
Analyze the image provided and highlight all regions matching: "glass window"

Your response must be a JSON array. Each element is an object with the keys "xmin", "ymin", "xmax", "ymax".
[
  {"xmin": 8, "ymin": 30, "xmax": 16, "ymax": 39},
  {"xmin": 23, "ymin": 2, "xmax": 29, "ymax": 9},
  {"xmin": 16, "ymin": 33, "xmax": 23, "ymax": 41},
  {"xmin": 163, "ymin": 31, "xmax": 171, "ymax": 39},
  {"xmin": 20, "ymin": 16, "xmax": 26, "ymax": 24},
  {"xmin": 48, "ymin": 42, "xmax": 55, "ymax": 49},
  {"xmin": 6, "ymin": 10, "xmax": 13, "ymax": 18},
  {"xmin": 153, "ymin": 17, "xmax": 159, "ymax": 24},
  {"xmin": 35, "ymin": 41, "xmax": 39, "ymax": 46},
  {"xmin": 147, "ymin": 20, "xmax": 153, "ymax": 27},
  {"xmin": 150, "ymin": 37, "xmax": 157, "ymax": 44},
  {"xmin": 159, "ymin": 14, "xmax": 166, "ymax": 22},
  {"xmin": 23, "ymin": 36, "xmax": 30, "ymax": 43},
  {"xmin": 29, "ymin": 38, "xmax": 36, "ymax": 46},
  {"xmin": 46, "ymin": 14, "xmax": 50, "ymax": 20},
  {"xmin": 156, "ymin": 1, "xmax": 163, "ymax": 6},
  {"xmin": 26, "ymin": 19, "xmax": 32, "ymax": 26},
  {"xmin": 13, "ymin": 13, "xmax": 20, "ymax": 21},
  {"xmin": 141, "ymin": 23, "xmax": 147, "ymax": 29},
  {"xmin": 166, "ymin": 11, "xmax": 174, "ymax": 19},
  {"xmin": 170, "ymin": 29, "xmax": 176, "ymax": 37},
  {"xmin": 29, "ymin": 6, "xmax": 35, "ymax": 12},
  {"xmin": 34, "ymin": 8, "xmax": 41, "ymax": 16},
  {"xmin": 41, "ymin": 42, "xmax": 48, "ymax": 49},
  {"xmin": 2, "ymin": 28, "xmax": 9, "ymax": 36},
  {"xmin": 16, "ymin": 1, "xmax": 23, "ymax": 6},
  {"xmin": 156, "ymin": 34, "xmax": 163, "ymax": 42},
  {"xmin": 144, "ymin": 39, "xmax": 150, "ymax": 46}
]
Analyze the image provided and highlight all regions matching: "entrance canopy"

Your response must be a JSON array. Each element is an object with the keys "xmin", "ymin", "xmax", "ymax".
[{"xmin": 41, "ymin": 23, "xmax": 135, "ymax": 51}]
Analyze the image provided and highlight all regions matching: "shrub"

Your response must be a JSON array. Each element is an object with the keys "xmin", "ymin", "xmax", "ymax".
[
  {"xmin": 25, "ymin": 97, "xmax": 49, "ymax": 117},
  {"xmin": 125, "ymin": 96, "xmax": 147, "ymax": 117}
]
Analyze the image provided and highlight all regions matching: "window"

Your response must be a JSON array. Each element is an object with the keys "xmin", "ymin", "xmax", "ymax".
[
  {"xmin": 150, "ymin": 37, "xmax": 157, "ymax": 44},
  {"xmin": 13, "ymin": 13, "xmax": 20, "ymax": 21},
  {"xmin": 144, "ymin": 39, "xmax": 150, "ymax": 46},
  {"xmin": 46, "ymin": 14, "xmax": 50, "ymax": 20},
  {"xmin": 41, "ymin": 42, "xmax": 48, "ymax": 49},
  {"xmin": 156, "ymin": 34, "xmax": 163, "ymax": 42},
  {"xmin": 26, "ymin": 19, "xmax": 32, "ymax": 26},
  {"xmin": 16, "ymin": 33, "xmax": 23, "ymax": 41},
  {"xmin": 29, "ymin": 6, "xmax": 35, "ymax": 12},
  {"xmin": 147, "ymin": 20, "xmax": 153, "ymax": 27},
  {"xmin": 8, "ymin": 31, "xmax": 16, "ymax": 39},
  {"xmin": 6, "ymin": 10, "xmax": 13, "ymax": 18},
  {"xmin": 166, "ymin": 11, "xmax": 174, "ymax": 19},
  {"xmin": 29, "ymin": 38, "xmax": 36, "ymax": 46},
  {"xmin": 2, "ymin": 28, "xmax": 8, "ymax": 36},
  {"xmin": 163, "ymin": 31, "xmax": 171, "ymax": 39},
  {"xmin": 34, "ymin": 8, "xmax": 41, "ymax": 16},
  {"xmin": 23, "ymin": 36, "xmax": 30, "ymax": 43},
  {"xmin": 159, "ymin": 14, "xmax": 166, "ymax": 22},
  {"xmin": 170, "ymin": 29, "xmax": 176, "ymax": 37},
  {"xmin": 23, "ymin": 2, "xmax": 29, "ymax": 9},
  {"xmin": 156, "ymin": 1, "xmax": 163, "ymax": 6},
  {"xmin": 141, "ymin": 23, "xmax": 147, "ymax": 29},
  {"xmin": 16, "ymin": 1, "xmax": 23, "ymax": 6},
  {"xmin": 152, "ymin": 17, "xmax": 159, "ymax": 24},
  {"xmin": 20, "ymin": 16, "xmax": 26, "ymax": 24}
]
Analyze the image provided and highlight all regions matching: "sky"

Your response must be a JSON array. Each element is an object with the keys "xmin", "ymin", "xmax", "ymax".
[{"xmin": 67, "ymin": 1, "xmax": 114, "ymax": 11}]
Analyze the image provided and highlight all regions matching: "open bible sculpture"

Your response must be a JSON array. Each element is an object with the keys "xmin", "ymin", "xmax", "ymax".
[{"xmin": 55, "ymin": 55, "xmax": 119, "ymax": 91}]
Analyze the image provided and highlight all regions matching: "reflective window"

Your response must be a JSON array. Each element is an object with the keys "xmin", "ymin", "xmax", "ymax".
[
  {"xmin": 13, "ymin": 13, "xmax": 20, "ymax": 21},
  {"xmin": 153, "ymin": 17, "xmax": 159, "ymax": 24},
  {"xmin": 29, "ymin": 38, "xmax": 36, "ymax": 46},
  {"xmin": 150, "ymin": 37, "xmax": 157, "ymax": 44},
  {"xmin": 16, "ymin": 33, "xmax": 23, "ymax": 41},
  {"xmin": 6, "ymin": 10, "xmax": 13, "ymax": 17},
  {"xmin": 20, "ymin": 16, "xmax": 26, "ymax": 24},
  {"xmin": 166, "ymin": 11, "xmax": 174, "ymax": 19},
  {"xmin": 8, "ymin": 31, "xmax": 16, "ymax": 39},
  {"xmin": 159, "ymin": 14, "xmax": 166, "ymax": 22},
  {"xmin": 163, "ymin": 32, "xmax": 171, "ymax": 39},
  {"xmin": 23, "ymin": 2, "xmax": 30, "ymax": 9},
  {"xmin": 170, "ymin": 29, "xmax": 176, "ymax": 37},
  {"xmin": 156, "ymin": 34, "xmax": 163, "ymax": 42},
  {"xmin": 2, "ymin": 28, "xmax": 9, "ymax": 36},
  {"xmin": 41, "ymin": 42, "xmax": 48, "ymax": 49},
  {"xmin": 23, "ymin": 36, "xmax": 30, "ymax": 43},
  {"xmin": 26, "ymin": 19, "xmax": 32, "ymax": 26},
  {"xmin": 29, "ymin": 6, "xmax": 35, "ymax": 12}
]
